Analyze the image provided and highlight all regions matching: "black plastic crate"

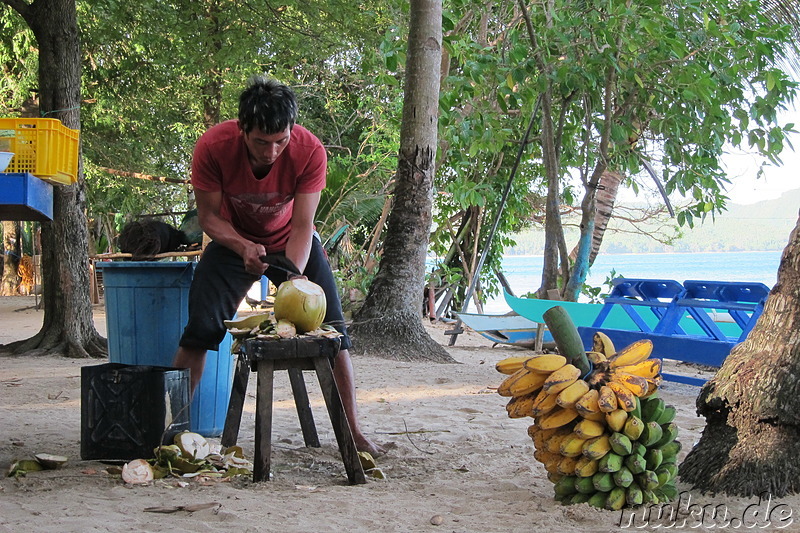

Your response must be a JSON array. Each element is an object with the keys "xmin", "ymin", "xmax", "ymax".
[{"xmin": 81, "ymin": 363, "xmax": 191, "ymax": 461}]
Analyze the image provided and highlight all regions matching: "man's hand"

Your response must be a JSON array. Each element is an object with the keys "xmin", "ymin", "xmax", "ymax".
[{"xmin": 241, "ymin": 242, "xmax": 268, "ymax": 276}]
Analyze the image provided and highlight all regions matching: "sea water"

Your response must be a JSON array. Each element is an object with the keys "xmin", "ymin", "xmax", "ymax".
[{"xmin": 472, "ymin": 250, "xmax": 782, "ymax": 314}]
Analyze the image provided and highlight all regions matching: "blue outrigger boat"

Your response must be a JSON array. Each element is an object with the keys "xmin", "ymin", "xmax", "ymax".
[
  {"xmin": 456, "ymin": 312, "xmax": 554, "ymax": 349},
  {"xmin": 504, "ymin": 278, "xmax": 770, "ymax": 385}
]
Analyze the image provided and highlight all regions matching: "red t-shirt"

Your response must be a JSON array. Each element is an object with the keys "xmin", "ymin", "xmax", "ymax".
[{"xmin": 191, "ymin": 120, "xmax": 326, "ymax": 251}]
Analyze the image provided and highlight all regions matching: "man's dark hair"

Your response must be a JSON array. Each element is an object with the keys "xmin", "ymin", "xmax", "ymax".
[{"xmin": 238, "ymin": 75, "xmax": 298, "ymax": 134}]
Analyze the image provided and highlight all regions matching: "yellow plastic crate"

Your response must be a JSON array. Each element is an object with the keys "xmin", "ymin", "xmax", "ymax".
[{"xmin": 0, "ymin": 118, "xmax": 80, "ymax": 185}]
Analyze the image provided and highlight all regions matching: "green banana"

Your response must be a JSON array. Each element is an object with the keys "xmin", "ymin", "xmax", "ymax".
[
  {"xmin": 645, "ymin": 448, "xmax": 663, "ymax": 471},
  {"xmin": 631, "ymin": 442, "xmax": 647, "ymax": 457},
  {"xmin": 613, "ymin": 466, "xmax": 634, "ymax": 488},
  {"xmin": 606, "ymin": 487, "xmax": 628, "ymax": 511},
  {"xmin": 661, "ymin": 440, "xmax": 682, "ymax": 459},
  {"xmin": 569, "ymin": 492, "xmax": 592, "ymax": 505},
  {"xmin": 626, "ymin": 482, "xmax": 644, "ymax": 506},
  {"xmin": 574, "ymin": 475, "xmax": 596, "ymax": 494},
  {"xmin": 653, "ymin": 422, "xmax": 679, "ymax": 448},
  {"xmin": 656, "ymin": 463, "xmax": 678, "ymax": 485},
  {"xmin": 598, "ymin": 452, "xmax": 623, "ymax": 473},
  {"xmin": 656, "ymin": 405, "xmax": 677, "ymax": 425},
  {"xmin": 554, "ymin": 475, "xmax": 578, "ymax": 496},
  {"xmin": 637, "ymin": 470, "xmax": 660, "ymax": 491},
  {"xmin": 642, "ymin": 489, "xmax": 659, "ymax": 505},
  {"xmin": 641, "ymin": 396, "xmax": 665, "ymax": 423},
  {"xmin": 639, "ymin": 421, "xmax": 664, "ymax": 447},
  {"xmin": 631, "ymin": 396, "xmax": 642, "ymax": 420},
  {"xmin": 593, "ymin": 471, "xmax": 617, "ymax": 492},
  {"xmin": 623, "ymin": 416, "xmax": 645, "ymax": 441},
  {"xmin": 656, "ymin": 482, "xmax": 678, "ymax": 502},
  {"xmin": 587, "ymin": 491, "xmax": 609, "ymax": 508},
  {"xmin": 609, "ymin": 432, "xmax": 633, "ymax": 456},
  {"xmin": 624, "ymin": 453, "xmax": 647, "ymax": 475}
]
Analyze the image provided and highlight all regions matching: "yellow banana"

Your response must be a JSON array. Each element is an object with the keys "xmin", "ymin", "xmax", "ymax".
[
  {"xmin": 497, "ymin": 368, "xmax": 527, "ymax": 397},
  {"xmin": 508, "ymin": 369, "xmax": 548, "ymax": 397},
  {"xmin": 610, "ymin": 370, "xmax": 650, "ymax": 397},
  {"xmin": 582, "ymin": 434, "xmax": 612, "ymax": 460},
  {"xmin": 533, "ymin": 450, "xmax": 561, "ymax": 474},
  {"xmin": 559, "ymin": 433, "xmax": 589, "ymax": 458},
  {"xmin": 608, "ymin": 339, "xmax": 654, "ymax": 368},
  {"xmin": 556, "ymin": 379, "xmax": 590, "ymax": 408},
  {"xmin": 597, "ymin": 385, "xmax": 618, "ymax": 413},
  {"xmin": 531, "ymin": 426, "xmax": 558, "ymax": 449},
  {"xmin": 573, "ymin": 418, "xmax": 606, "ymax": 439},
  {"xmin": 616, "ymin": 358, "xmax": 662, "ymax": 379},
  {"xmin": 607, "ymin": 381, "xmax": 637, "ymax": 412},
  {"xmin": 542, "ymin": 453, "xmax": 563, "ymax": 475},
  {"xmin": 537, "ymin": 406, "xmax": 580, "ymax": 430},
  {"xmin": 580, "ymin": 410, "xmax": 606, "ymax": 422},
  {"xmin": 495, "ymin": 356, "xmax": 533, "ymax": 375},
  {"xmin": 538, "ymin": 426, "xmax": 571, "ymax": 453},
  {"xmin": 506, "ymin": 392, "xmax": 537, "ymax": 418},
  {"xmin": 543, "ymin": 363, "xmax": 581, "ymax": 395},
  {"xmin": 592, "ymin": 331, "xmax": 616, "ymax": 357},
  {"xmin": 605, "ymin": 409, "xmax": 629, "ymax": 432},
  {"xmin": 643, "ymin": 377, "xmax": 660, "ymax": 398},
  {"xmin": 523, "ymin": 354, "xmax": 567, "ymax": 374},
  {"xmin": 586, "ymin": 351, "xmax": 608, "ymax": 364},
  {"xmin": 574, "ymin": 456, "xmax": 599, "ymax": 478},
  {"xmin": 557, "ymin": 455, "xmax": 580, "ymax": 476},
  {"xmin": 530, "ymin": 388, "xmax": 559, "ymax": 417},
  {"xmin": 574, "ymin": 388, "xmax": 601, "ymax": 416}
]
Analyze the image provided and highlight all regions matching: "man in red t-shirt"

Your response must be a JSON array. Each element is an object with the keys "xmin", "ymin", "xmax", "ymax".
[{"xmin": 173, "ymin": 76, "xmax": 384, "ymax": 456}]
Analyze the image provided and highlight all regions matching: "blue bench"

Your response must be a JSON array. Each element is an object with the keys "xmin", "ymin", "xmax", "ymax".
[{"xmin": 577, "ymin": 278, "xmax": 770, "ymax": 386}]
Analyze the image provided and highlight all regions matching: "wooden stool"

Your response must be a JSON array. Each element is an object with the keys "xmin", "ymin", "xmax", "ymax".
[{"xmin": 221, "ymin": 336, "xmax": 366, "ymax": 484}]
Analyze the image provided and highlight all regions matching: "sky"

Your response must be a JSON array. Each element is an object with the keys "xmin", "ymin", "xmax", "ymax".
[{"xmin": 723, "ymin": 103, "xmax": 800, "ymax": 205}]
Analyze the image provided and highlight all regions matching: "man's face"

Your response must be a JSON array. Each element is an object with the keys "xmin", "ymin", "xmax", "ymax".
[{"xmin": 240, "ymin": 124, "xmax": 291, "ymax": 167}]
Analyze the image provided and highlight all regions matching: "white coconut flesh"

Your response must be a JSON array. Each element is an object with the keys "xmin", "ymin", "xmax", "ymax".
[
  {"xmin": 174, "ymin": 431, "xmax": 211, "ymax": 460},
  {"xmin": 34, "ymin": 453, "xmax": 68, "ymax": 469},
  {"xmin": 274, "ymin": 279, "xmax": 327, "ymax": 333},
  {"xmin": 121, "ymin": 459, "xmax": 154, "ymax": 484}
]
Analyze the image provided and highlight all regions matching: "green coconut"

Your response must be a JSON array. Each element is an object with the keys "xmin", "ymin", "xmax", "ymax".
[{"xmin": 273, "ymin": 279, "xmax": 327, "ymax": 333}]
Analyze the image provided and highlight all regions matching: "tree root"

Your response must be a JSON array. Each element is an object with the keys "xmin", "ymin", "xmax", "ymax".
[
  {"xmin": 350, "ymin": 313, "xmax": 457, "ymax": 363},
  {"xmin": 681, "ymin": 411, "xmax": 800, "ymax": 497},
  {"xmin": 1, "ymin": 330, "xmax": 107, "ymax": 359}
]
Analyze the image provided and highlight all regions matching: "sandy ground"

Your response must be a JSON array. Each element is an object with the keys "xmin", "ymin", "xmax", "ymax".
[{"xmin": 1, "ymin": 294, "xmax": 799, "ymax": 532}]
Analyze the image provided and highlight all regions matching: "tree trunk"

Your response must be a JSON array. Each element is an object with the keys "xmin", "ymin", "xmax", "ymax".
[
  {"xmin": 680, "ymin": 213, "xmax": 800, "ymax": 497},
  {"xmin": 538, "ymin": 92, "xmax": 565, "ymax": 299},
  {"xmin": 568, "ymin": 170, "xmax": 623, "ymax": 266},
  {"xmin": 1, "ymin": 221, "xmax": 22, "ymax": 295},
  {"xmin": 563, "ymin": 169, "xmax": 622, "ymax": 300},
  {"xmin": 1, "ymin": 0, "xmax": 106, "ymax": 358},
  {"xmin": 350, "ymin": 0, "xmax": 454, "ymax": 363}
]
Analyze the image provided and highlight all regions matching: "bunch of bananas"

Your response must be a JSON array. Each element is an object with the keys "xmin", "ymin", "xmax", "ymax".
[{"xmin": 495, "ymin": 333, "xmax": 681, "ymax": 510}]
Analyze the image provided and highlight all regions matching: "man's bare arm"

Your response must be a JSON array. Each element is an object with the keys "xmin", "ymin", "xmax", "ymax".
[{"xmin": 195, "ymin": 189, "xmax": 267, "ymax": 276}]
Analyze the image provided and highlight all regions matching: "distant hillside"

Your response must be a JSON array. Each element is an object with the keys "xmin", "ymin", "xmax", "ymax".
[{"xmin": 508, "ymin": 188, "xmax": 799, "ymax": 255}]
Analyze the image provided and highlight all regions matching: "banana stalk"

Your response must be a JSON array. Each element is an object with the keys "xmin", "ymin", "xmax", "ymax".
[{"xmin": 542, "ymin": 306, "xmax": 591, "ymax": 376}]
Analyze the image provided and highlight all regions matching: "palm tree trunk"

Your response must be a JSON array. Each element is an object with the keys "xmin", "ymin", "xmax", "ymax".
[
  {"xmin": 350, "ymin": 0, "xmax": 454, "ymax": 362},
  {"xmin": 680, "ymin": 213, "xmax": 800, "ymax": 496}
]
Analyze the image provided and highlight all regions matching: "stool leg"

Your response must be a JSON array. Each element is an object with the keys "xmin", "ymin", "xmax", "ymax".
[
  {"xmin": 312, "ymin": 357, "xmax": 366, "ymax": 485},
  {"xmin": 221, "ymin": 353, "xmax": 250, "ymax": 448},
  {"xmin": 288, "ymin": 368, "xmax": 320, "ymax": 447},
  {"xmin": 254, "ymin": 360, "xmax": 275, "ymax": 482}
]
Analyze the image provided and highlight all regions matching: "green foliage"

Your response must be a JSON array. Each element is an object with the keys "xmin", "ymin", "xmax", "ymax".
[{"xmin": 0, "ymin": 8, "xmax": 37, "ymax": 112}]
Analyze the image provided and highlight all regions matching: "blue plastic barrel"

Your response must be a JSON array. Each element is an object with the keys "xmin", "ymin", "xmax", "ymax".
[{"xmin": 99, "ymin": 261, "xmax": 234, "ymax": 437}]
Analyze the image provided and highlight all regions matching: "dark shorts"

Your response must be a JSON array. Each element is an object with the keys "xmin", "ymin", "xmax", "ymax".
[{"xmin": 179, "ymin": 236, "xmax": 352, "ymax": 352}]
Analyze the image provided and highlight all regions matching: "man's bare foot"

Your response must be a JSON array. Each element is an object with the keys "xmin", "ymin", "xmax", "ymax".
[{"xmin": 354, "ymin": 434, "xmax": 386, "ymax": 457}]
